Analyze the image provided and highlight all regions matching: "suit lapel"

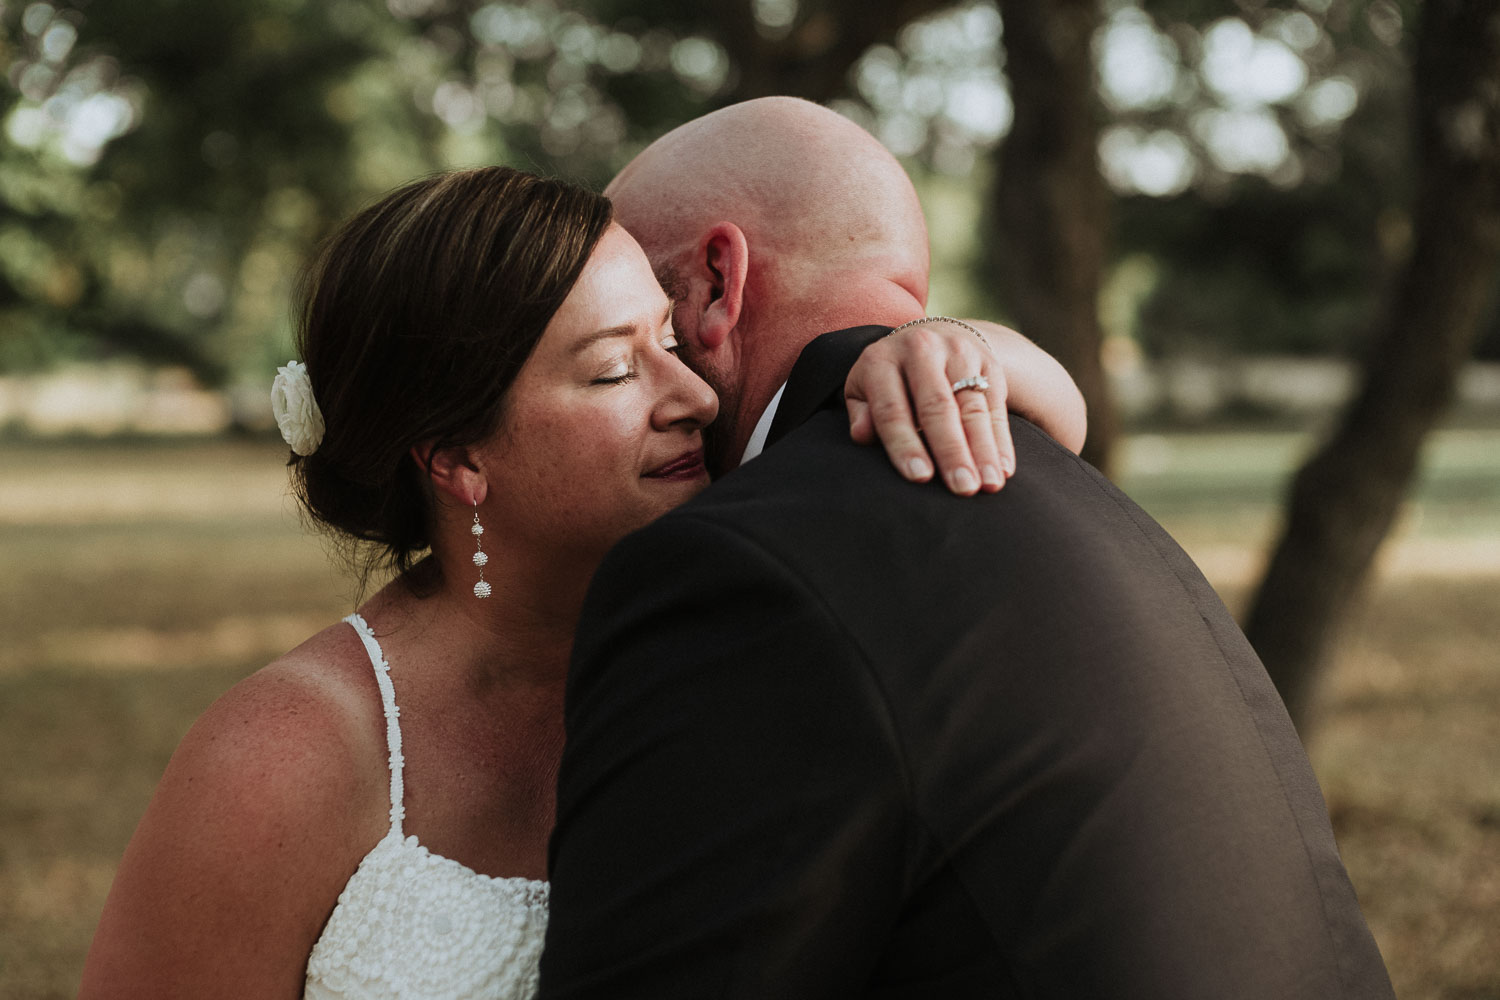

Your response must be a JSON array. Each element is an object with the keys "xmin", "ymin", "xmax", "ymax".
[{"xmin": 766, "ymin": 325, "xmax": 889, "ymax": 449}]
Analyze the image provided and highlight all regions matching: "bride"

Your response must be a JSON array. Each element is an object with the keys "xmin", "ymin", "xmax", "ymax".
[{"xmin": 78, "ymin": 165, "xmax": 1084, "ymax": 998}]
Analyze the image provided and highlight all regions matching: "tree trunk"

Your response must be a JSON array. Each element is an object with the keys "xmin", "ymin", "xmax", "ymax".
[
  {"xmin": 988, "ymin": 0, "xmax": 1116, "ymax": 475},
  {"xmin": 1245, "ymin": 0, "xmax": 1500, "ymax": 729}
]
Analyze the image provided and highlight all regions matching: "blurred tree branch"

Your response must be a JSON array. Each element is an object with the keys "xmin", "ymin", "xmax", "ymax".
[{"xmin": 1246, "ymin": 0, "xmax": 1500, "ymax": 728}]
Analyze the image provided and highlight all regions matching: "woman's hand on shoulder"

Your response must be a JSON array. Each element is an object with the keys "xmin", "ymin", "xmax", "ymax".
[
  {"xmin": 844, "ymin": 318, "xmax": 1087, "ymax": 495},
  {"xmin": 79, "ymin": 645, "xmax": 386, "ymax": 999}
]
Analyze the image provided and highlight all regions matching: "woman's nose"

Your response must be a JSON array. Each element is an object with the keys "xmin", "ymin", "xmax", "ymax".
[{"xmin": 655, "ymin": 354, "xmax": 719, "ymax": 431}]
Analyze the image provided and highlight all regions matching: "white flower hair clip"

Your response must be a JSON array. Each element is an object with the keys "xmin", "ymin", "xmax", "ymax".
[{"xmin": 271, "ymin": 360, "xmax": 325, "ymax": 456}]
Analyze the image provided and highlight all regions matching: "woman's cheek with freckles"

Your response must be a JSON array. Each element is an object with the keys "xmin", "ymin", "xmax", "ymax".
[{"xmin": 503, "ymin": 398, "xmax": 639, "ymax": 498}]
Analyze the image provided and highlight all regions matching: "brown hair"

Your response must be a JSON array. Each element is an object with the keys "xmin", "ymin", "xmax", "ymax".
[{"xmin": 290, "ymin": 166, "xmax": 613, "ymax": 580}]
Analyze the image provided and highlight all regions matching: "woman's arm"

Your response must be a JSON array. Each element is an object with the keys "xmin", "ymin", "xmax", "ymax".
[
  {"xmin": 79, "ymin": 665, "xmax": 383, "ymax": 999},
  {"xmin": 845, "ymin": 318, "xmax": 1087, "ymax": 494}
]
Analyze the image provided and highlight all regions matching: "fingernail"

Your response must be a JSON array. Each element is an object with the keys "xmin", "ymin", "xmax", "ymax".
[
  {"xmin": 980, "ymin": 465, "xmax": 1002, "ymax": 490},
  {"xmin": 907, "ymin": 458, "xmax": 932, "ymax": 480},
  {"xmin": 950, "ymin": 468, "xmax": 977, "ymax": 493},
  {"xmin": 1002, "ymin": 454, "xmax": 1016, "ymax": 476}
]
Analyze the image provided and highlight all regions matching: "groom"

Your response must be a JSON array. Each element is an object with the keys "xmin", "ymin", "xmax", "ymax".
[{"xmin": 538, "ymin": 98, "xmax": 1393, "ymax": 998}]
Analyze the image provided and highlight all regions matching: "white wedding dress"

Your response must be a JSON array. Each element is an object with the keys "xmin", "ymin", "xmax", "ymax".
[{"xmin": 303, "ymin": 614, "xmax": 550, "ymax": 999}]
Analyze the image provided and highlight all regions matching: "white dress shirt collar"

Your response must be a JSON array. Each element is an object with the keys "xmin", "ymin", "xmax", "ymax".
[{"xmin": 738, "ymin": 381, "xmax": 788, "ymax": 466}]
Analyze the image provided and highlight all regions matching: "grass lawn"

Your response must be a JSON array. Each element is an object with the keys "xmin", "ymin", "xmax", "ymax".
[{"xmin": 1, "ymin": 430, "xmax": 1497, "ymax": 998}]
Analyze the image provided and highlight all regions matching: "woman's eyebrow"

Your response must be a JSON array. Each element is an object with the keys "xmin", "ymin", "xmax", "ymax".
[{"xmin": 572, "ymin": 301, "xmax": 673, "ymax": 355}]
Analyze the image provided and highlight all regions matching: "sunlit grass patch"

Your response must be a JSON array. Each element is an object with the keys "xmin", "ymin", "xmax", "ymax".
[
  {"xmin": 1314, "ymin": 577, "xmax": 1500, "ymax": 1000},
  {"xmin": 0, "ymin": 432, "xmax": 1496, "ymax": 998}
]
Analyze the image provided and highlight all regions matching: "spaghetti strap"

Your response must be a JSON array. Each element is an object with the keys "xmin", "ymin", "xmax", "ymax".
[
  {"xmin": 343, "ymin": 613, "xmax": 405, "ymax": 835},
  {"xmin": 307, "ymin": 614, "xmax": 548, "ymax": 999}
]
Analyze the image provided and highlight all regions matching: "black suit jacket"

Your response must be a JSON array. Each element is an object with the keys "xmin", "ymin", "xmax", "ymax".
[{"xmin": 538, "ymin": 327, "xmax": 1393, "ymax": 999}]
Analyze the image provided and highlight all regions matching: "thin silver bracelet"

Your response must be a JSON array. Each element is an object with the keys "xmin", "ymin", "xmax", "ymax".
[{"xmin": 887, "ymin": 315, "xmax": 991, "ymax": 350}]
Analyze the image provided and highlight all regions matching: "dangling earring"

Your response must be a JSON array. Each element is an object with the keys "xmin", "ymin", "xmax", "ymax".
[{"xmin": 471, "ymin": 501, "xmax": 491, "ymax": 599}]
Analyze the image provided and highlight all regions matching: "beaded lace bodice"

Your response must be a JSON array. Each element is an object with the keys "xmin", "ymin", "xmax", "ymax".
[{"xmin": 303, "ymin": 614, "xmax": 549, "ymax": 1000}]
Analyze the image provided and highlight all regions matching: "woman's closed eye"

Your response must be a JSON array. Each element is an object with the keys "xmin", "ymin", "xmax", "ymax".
[
  {"xmin": 590, "ymin": 332, "xmax": 681, "ymax": 385},
  {"xmin": 592, "ymin": 361, "xmax": 636, "ymax": 386}
]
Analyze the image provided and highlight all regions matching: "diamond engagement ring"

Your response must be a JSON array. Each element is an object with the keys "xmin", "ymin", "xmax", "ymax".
[{"xmin": 951, "ymin": 375, "xmax": 990, "ymax": 394}]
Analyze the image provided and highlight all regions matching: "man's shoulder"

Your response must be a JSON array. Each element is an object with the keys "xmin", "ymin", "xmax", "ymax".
[
  {"xmin": 681, "ymin": 409, "xmax": 1111, "ymax": 541},
  {"xmin": 591, "ymin": 405, "xmax": 1195, "ymax": 648},
  {"xmin": 596, "ymin": 409, "xmax": 1124, "ymax": 625}
]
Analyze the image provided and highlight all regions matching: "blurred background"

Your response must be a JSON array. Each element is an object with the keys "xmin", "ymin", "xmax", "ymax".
[{"xmin": 1, "ymin": 0, "xmax": 1497, "ymax": 996}]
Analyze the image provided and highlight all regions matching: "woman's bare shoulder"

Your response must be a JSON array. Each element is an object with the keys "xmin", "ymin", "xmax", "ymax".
[
  {"xmin": 180, "ymin": 620, "xmax": 386, "ymax": 804},
  {"xmin": 135, "ymin": 617, "xmax": 393, "ymax": 882},
  {"xmin": 79, "ymin": 619, "xmax": 392, "ymax": 997}
]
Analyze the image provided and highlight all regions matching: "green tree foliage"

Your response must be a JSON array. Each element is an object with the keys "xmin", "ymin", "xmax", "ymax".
[
  {"xmin": 3, "ymin": 0, "xmax": 1493, "ymax": 380},
  {"xmin": 0, "ymin": 0, "xmax": 747, "ymax": 386},
  {"xmin": 1106, "ymin": 0, "xmax": 1423, "ymax": 360},
  {"xmin": 3, "ymin": 0, "xmax": 391, "ymax": 379}
]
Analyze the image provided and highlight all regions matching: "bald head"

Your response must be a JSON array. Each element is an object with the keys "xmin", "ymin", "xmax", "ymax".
[
  {"xmin": 607, "ymin": 98, "xmax": 931, "ymax": 471},
  {"xmin": 607, "ymin": 97, "xmax": 929, "ymax": 310}
]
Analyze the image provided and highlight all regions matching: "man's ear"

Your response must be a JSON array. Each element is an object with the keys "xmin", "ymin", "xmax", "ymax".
[
  {"xmin": 696, "ymin": 222, "xmax": 749, "ymax": 351},
  {"xmin": 411, "ymin": 443, "xmax": 487, "ymax": 507}
]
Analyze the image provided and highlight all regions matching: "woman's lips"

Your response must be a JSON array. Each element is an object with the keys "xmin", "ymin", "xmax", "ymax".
[{"xmin": 645, "ymin": 448, "xmax": 707, "ymax": 481}]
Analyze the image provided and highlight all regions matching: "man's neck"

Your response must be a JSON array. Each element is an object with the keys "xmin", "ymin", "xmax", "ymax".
[{"xmin": 724, "ymin": 275, "xmax": 927, "ymax": 459}]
